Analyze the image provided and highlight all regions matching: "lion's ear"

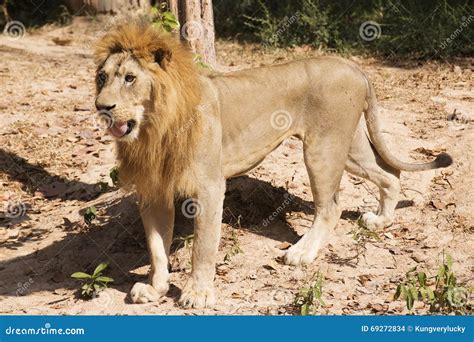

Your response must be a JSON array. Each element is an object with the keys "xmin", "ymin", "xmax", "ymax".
[{"xmin": 153, "ymin": 48, "xmax": 172, "ymax": 70}]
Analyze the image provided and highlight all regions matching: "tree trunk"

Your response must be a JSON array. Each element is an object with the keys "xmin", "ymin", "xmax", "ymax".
[
  {"xmin": 65, "ymin": 0, "xmax": 217, "ymax": 68},
  {"xmin": 65, "ymin": 0, "xmax": 150, "ymax": 14},
  {"xmin": 168, "ymin": 0, "xmax": 216, "ymax": 68}
]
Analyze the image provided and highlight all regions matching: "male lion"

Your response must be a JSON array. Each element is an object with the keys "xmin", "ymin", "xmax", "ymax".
[{"xmin": 94, "ymin": 23, "xmax": 452, "ymax": 308}]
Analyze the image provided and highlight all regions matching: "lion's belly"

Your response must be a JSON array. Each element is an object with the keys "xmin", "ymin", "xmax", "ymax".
[
  {"xmin": 223, "ymin": 156, "xmax": 266, "ymax": 178},
  {"xmin": 221, "ymin": 131, "xmax": 292, "ymax": 179},
  {"xmin": 213, "ymin": 67, "xmax": 309, "ymax": 178}
]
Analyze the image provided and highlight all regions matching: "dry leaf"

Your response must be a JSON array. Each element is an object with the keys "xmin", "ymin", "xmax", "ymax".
[
  {"xmin": 275, "ymin": 241, "xmax": 292, "ymax": 250},
  {"xmin": 52, "ymin": 37, "xmax": 72, "ymax": 46},
  {"xmin": 429, "ymin": 199, "xmax": 445, "ymax": 210}
]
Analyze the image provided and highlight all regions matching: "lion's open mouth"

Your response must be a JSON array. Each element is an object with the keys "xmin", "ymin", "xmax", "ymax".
[{"xmin": 109, "ymin": 119, "xmax": 136, "ymax": 138}]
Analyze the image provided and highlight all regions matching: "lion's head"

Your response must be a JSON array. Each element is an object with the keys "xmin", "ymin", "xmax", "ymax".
[
  {"xmin": 94, "ymin": 22, "xmax": 202, "ymax": 205},
  {"xmin": 94, "ymin": 50, "xmax": 154, "ymax": 141}
]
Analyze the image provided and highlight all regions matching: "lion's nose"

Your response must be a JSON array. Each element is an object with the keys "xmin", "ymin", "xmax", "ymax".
[{"xmin": 95, "ymin": 101, "xmax": 116, "ymax": 112}]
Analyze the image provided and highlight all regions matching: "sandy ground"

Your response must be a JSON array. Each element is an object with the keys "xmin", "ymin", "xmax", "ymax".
[{"xmin": 0, "ymin": 17, "xmax": 473, "ymax": 315}]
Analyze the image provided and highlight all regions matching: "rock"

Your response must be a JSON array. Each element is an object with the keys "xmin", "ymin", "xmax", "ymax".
[
  {"xmin": 368, "ymin": 303, "xmax": 388, "ymax": 313},
  {"xmin": 248, "ymin": 271, "xmax": 257, "ymax": 280},
  {"xmin": 216, "ymin": 264, "xmax": 229, "ymax": 276},
  {"xmin": 291, "ymin": 269, "xmax": 305, "ymax": 281}
]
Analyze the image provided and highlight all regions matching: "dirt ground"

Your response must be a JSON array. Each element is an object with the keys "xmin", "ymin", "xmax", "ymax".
[{"xmin": 0, "ymin": 17, "xmax": 473, "ymax": 315}]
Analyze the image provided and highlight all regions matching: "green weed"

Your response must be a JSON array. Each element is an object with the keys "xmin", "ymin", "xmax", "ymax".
[
  {"xmin": 394, "ymin": 253, "xmax": 473, "ymax": 314},
  {"xmin": 294, "ymin": 272, "xmax": 325, "ymax": 315},
  {"xmin": 71, "ymin": 262, "xmax": 114, "ymax": 298}
]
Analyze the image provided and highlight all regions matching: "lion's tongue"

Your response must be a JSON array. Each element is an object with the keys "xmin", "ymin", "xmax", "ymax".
[{"xmin": 108, "ymin": 122, "xmax": 128, "ymax": 138}]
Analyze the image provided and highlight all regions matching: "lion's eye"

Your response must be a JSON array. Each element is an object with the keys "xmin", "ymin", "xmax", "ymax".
[
  {"xmin": 125, "ymin": 74, "xmax": 136, "ymax": 83},
  {"xmin": 97, "ymin": 71, "xmax": 107, "ymax": 87}
]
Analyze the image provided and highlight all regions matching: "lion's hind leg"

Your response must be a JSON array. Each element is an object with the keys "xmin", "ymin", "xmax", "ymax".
[
  {"xmin": 345, "ymin": 122, "xmax": 401, "ymax": 230},
  {"xmin": 284, "ymin": 136, "xmax": 348, "ymax": 266}
]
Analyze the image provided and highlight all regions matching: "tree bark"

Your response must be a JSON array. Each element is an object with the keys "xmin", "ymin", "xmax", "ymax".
[
  {"xmin": 1, "ymin": 0, "xmax": 10, "ymax": 22},
  {"xmin": 65, "ymin": 0, "xmax": 217, "ymax": 68},
  {"xmin": 168, "ymin": 0, "xmax": 216, "ymax": 68},
  {"xmin": 167, "ymin": 0, "xmax": 179, "ymax": 19},
  {"xmin": 64, "ymin": 0, "xmax": 150, "ymax": 14},
  {"xmin": 199, "ymin": 0, "xmax": 217, "ymax": 68}
]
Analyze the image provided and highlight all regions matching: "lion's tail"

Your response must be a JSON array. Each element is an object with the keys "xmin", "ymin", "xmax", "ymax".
[{"xmin": 363, "ymin": 74, "xmax": 452, "ymax": 172}]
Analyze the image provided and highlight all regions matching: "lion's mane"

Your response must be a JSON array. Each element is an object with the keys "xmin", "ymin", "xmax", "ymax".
[{"xmin": 94, "ymin": 22, "xmax": 202, "ymax": 207}]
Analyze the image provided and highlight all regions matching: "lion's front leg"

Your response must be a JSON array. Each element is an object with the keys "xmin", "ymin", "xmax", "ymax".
[
  {"xmin": 130, "ymin": 200, "xmax": 175, "ymax": 304},
  {"xmin": 179, "ymin": 180, "xmax": 225, "ymax": 309}
]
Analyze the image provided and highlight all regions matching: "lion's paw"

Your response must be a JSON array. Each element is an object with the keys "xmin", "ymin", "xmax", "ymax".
[
  {"xmin": 283, "ymin": 243, "xmax": 318, "ymax": 266},
  {"xmin": 130, "ymin": 282, "xmax": 168, "ymax": 304},
  {"xmin": 179, "ymin": 283, "xmax": 215, "ymax": 309},
  {"xmin": 361, "ymin": 212, "xmax": 392, "ymax": 230}
]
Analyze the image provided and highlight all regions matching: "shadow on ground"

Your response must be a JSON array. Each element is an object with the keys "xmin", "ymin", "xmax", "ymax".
[
  {"xmin": 1, "ymin": 174, "xmax": 354, "ymax": 302},
  {"xmin": 0, "ymin": 149, "xmax": 102, "ymax": 206}
]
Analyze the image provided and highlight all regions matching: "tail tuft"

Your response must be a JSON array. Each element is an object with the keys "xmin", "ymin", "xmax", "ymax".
[{"xmin": 434, "ymin": 153, "xmax": 453, "ymax": 168}]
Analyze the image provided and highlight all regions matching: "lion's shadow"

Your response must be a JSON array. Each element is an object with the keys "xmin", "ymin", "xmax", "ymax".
[
  {"xmin": 0, "ymin": 148, "xmax": 103, "ymax": 229},
  {"xmin": 0, "ymin": 175, "xmax": 361, "ymax": 301}
]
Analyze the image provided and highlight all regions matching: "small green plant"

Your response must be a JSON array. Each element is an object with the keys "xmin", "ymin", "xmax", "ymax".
[
  {"xmin": 394, "ymin": 253, "xmax": 473, "ymax": 314},
  {"xmin": 171, "ymin": 234, "xmax": 194, "ymax": 270},
  {"xmin": 83, "ymin": 206, "xmax": 97, "ymax": 225},
  {"xmin": 109, "ymin": 166, "xmax": 119, "ymax": 187},
  {"xmin": 348, "ymin": 218, "xmax": 381, "ymax": 262},
  {"xmin": 96, "ymin": 181, "xmax": 110, "ymax": 193},
  {"xmin": 193, "ymin": 54, "xmax": 210, "ymax": 69},
  {"xmin": 176, "ymin": 233, "xmax": 194, "ymax": 249},
  {"xmin": 54, "ymin": 4, "xmax": 72, "ymax": 26},
  {"xmin": 243, "ymin": 0, "xmax": 337, "ymax": 49},
  {"xmin": 243, "ymin": 0, "xmax": 279, "ymax": 47},
  {"xmin": 294, "ymin": 272, "xmax": 325, "ymax": 315},
  {"xmin": 224, "ymin": 228, "xmax": 243, "ymax": 262},
  {"xmin": 352, "ymin": 218, "xmax": 382, "ymax": 241},
  {"xmin": 71, "ymin": 262, "xmax": 114, "ymax": 298},
  {"xmin": 216, "ymin": 0, "xmax": 473, "ymax": 57},
  {"xmin": 149, "ymin": 3, "xmax": 180, "ymax": 32}
]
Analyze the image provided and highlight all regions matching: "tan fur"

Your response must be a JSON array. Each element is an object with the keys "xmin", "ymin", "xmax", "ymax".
[
  {"xmin": 95, "ymin": 23, "xmax": 452, "ymax": 309},
  {"xmin": 94, "ymin": 22, "xmax": 202, "ymax": 206}
]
